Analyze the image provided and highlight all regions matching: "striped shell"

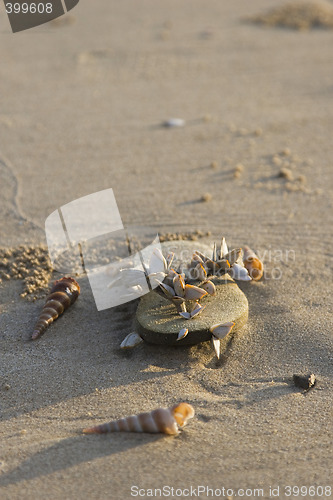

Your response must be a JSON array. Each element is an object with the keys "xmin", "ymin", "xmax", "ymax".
[
  {"xmin": 31, "ymin": 277, "xmax": 80, "ymax": 340},
  {"xmin": 83, "ymin": 402, "xmax": 195, "ymax": 436}
]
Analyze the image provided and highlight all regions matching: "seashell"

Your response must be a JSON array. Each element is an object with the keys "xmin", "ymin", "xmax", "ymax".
[
  {"xmin": 31, "ymin": 277, "xmax": 80, "ymax": 340},
  {"xmin": 149, "ymin": 248, "xmax": 167, "ymax": 275},
  {"xmin": 212, "ymin": 242, "xmax": 217, "ymax": 262},
  {"xmin": 165, "ymin": 252, "xmax": 175, "ymax": 270},
  {"xmin": 179, "ymin": 302, "xmax": 205, "ymax": 320},
  {"xmin": 219, "ymin": 237, "xmax": 229, "ymax": 259},
  {"xmin": 193, "ymin": 250, "xmax": 208, "ymax": 262},
  {"xmin": 228, "ymin": 263, "xmax": 251, "ymax": 281},
  {"xmin": 83, "ymin": 402, "xmax": 195, "ymax": 435},
  {"xmin": 177, "ymin": 327, "xmax": 189, "ymax": 341},
  {"xmin": 120, "ymin": 332, "xmax": 143, "ymax": 349},
  {"xmin": 158, "ymin": 281, "xmax": 176, "ymax": 299},
  {"xmin": 243, "ymin": 246, "xmax": 264, "ymax": 281},
  {"xmin": 162, "ymin": 118, "xmax": 185, "ymax": 128},
  {"xmin": 173, "ymin": 274, "xmax": 185, "ymax": 298},
  {"xmin": 223, "ymin": 248, "xmax": 243, "ymax": 266},
  {"xmin": 184, "ymin": 284, "xmax": 207, "ymax": 301},
  {"xmin": 210, "ymin": 321, "xmax": 235, "ymax": 339},
  {"xmin": 212, "ymin": 336, "xmax": 221, "ymax": 359},
  {"xmin": 200, "ymin": 280, "xmax": 216, "ymax": 296},
  {"xmin": 171, "ymin": 296, "xmax": 186, "ymax": 313},
  {"xmin": 194, "ymin": 262, "xmax": 207, "ymax": 281}
]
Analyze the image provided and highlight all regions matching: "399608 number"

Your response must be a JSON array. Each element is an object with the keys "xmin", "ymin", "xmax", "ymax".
[{"xmin": 5, "ymin": 3, "xmax": 53, "ymax": 14}]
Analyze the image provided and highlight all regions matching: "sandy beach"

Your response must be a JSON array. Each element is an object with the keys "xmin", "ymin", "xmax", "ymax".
[{"xmin": 1, "ymin": 1, "xmax": 332, "ymax": 499}]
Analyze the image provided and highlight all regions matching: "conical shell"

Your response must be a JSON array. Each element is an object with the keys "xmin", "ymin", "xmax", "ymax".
[
  {"xmin": 82, "ymin": 402, "xmax": 195, "ymax": 436},
  {"xmin": 31, "ymin": 277, "xmax": 80, "ymax": 340},
  {"xmin": 243, "ymin": 246, "xmax": 264, "ymax": 281}
]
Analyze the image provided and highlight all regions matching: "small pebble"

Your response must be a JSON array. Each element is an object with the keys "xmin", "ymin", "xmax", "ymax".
[
  {"xmin": 210, "ymin": 160, "xmax": 218, "ymax": 170},
  {"xmin": 162, "ymin": 118, "xmax": 185, "ymax": 128},
  {"xmin": 278, "ymin": 167, "xmax": 293, "ymax": 181},
  {"xmin": 235, "ymin": 163, "xmax": 244, "ymax": 173},
  {"xmin": 272, "ymin": 156, "xmax": 282, "ymax": 166},
  {"xmin": 293, "ymin": 373, "xmax": 316, "ymax": 391},
  {"xmin": 254, "ymin": 127, "xmax": 263, "ymax": 136},
  {"xmin": 200, "ymin": 193, "xmax": 212, "ymax": 202},
  {"xmin": 4, "ymin": 384, "xmax": 10, "ymax": 391},
  {"xmin": 281, "ymin": 148, "xmax": 291, "ymax": 157}
]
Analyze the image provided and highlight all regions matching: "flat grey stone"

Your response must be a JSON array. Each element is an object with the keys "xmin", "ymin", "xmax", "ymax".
[{"xmin": 135, "ymin": 241, "xmax": 248, "ymax": 346}]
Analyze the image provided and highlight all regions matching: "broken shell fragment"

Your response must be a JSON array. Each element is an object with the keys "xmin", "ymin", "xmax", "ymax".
[
  {"xmin": 243, "ymin": 245, "xmax": 264, "ymax": 281},
  {"xmin": 83, "ymin": 402, "xmax": 195, "ymax": 435},
  {"xmin": 31, "ymin": 277, "xmax": 80, "ymax": 340},
  {"xmin": 120, "ymin": 332, "xmax": 143, "ymax": 349}
]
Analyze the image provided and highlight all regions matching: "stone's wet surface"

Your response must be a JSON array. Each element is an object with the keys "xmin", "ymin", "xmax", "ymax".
[{"xmin": 136, "ymin": 273, "xmax": 249, "ymax": 346}]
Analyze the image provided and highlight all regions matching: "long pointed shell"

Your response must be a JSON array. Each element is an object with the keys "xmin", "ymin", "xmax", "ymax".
[
  {"xmin": 219, "ymin": 237, "xmax": 228, "ymax": 259},
  {"xmin": 82, "ymin": 402, "xmax": 195, "ymax": 435},
  {"xmin": 212, "ymin": 337, "xmax": 221, "ymax": 359},
  {"xmin": 31, "ymin": 277, "xmax": 80, "ymax": 340},
  {"xmin": 184, "ymin": 284, "xmax": 207, "ymax": 300},
  {"xmin": 120, "ymin": 332, "xmax": 143, "ymax": 349},
  {"xmin": 210, "ymin": 321, "xmax": 235, "ymax": 339},
  {"xmin": 243, "ymin": 245, "xmax": 264, "ymax": 281}
]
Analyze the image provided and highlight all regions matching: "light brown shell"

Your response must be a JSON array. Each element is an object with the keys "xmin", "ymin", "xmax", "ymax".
[
  {"xmin": 243, "ymin": 246, "xmax": 264, "ymax": 281},
  {"xmin": 31, "ymin": 277, "xmax": 80, "ymax": 340},
  {"xmin": 83, "ymin": 402, "xmax": 195, "ymax": 436}
]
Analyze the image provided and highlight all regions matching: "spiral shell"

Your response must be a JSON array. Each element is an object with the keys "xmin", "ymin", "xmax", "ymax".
[
  {"xmin": 31, "ymin": 277, "xmax": 80, "ymax": 340},
  {"xmin": 243, "ymin": 246, "xmax": 264, "ymax": 281},
  {"xmin": 83, "ymin": 402, "xmax": 195, "ymax": 436}
]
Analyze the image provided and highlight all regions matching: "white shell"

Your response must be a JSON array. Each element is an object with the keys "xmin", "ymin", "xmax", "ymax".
[
  {"xmin": 158, "ymin": 282, "xmax": 176, "ymax": 298},
  {"xmin": 200, "ymin": 280, "xmax": 216, "ymax": 296},
  {"xmin": 177, "ymin": 328, "xmax": 189, "ymax": 341},
  {"xmin": 184, "ymin": 284, "xmax": 207, "ymax": 300},
  {"xmin": 210, "ymin": 321, "xmax": 235, "ymax": 339},
  {"xmin": 220, "ymin": 237, "xmax": 228, "ymax": 259},
  {"xmin": 120, "ymin": 332, "xmax": 143, "ymax": 349},
  {"xmin": 195, "ymin": 262, "xmax": 207, "ymax": 281},
  {"xmin": 149, "ymin": 248, "xmax": 167, "ymax": 275},
  {"xmin": 179, "ymin": 311, "xmax": 191, "ymax": 320},
  {"xmin": 173, "ymin": 274, "xmax": 186, "ymax": 298},
  {"xmin": 228, "ymin": 263, "xmax": 251, "ymax": 281},
  {"xmin": 163, "ymin": 118, "xmax": 185, "ymax": 128},
  {"xmin": 212, "ymin": 336, "xmax": 221, "ymax": 359},
  {"xmin": 190, "ymin": 302, "xmax": 205, "ymax": 318}
]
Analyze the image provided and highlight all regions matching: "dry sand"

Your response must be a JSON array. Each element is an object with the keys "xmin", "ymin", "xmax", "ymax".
[{"xmin": 0, "ymin": 0, "xmax": 332, "ymax": 499}]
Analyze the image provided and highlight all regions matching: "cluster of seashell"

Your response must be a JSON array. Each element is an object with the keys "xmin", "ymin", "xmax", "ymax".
[{"xmin": 187, "ymin": 237, "xmax": 252, "ymax": 282}]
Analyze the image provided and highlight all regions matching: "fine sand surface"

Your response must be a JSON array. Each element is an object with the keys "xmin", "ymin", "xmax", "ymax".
[{"xmin": 0, "ymin": 1, "xmax": 332, "ymax": 499}]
